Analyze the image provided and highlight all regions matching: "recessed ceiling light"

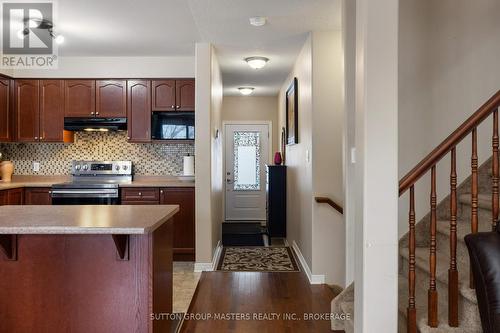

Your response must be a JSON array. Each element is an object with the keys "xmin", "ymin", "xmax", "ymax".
[
  {"xmin": 245, "ymin": 56, "xmax": 269, "ymax": 70},
  {"xmin": 238, "ymin": 87, "xmax": 255, "ymax": 96},
  {"xmin": 249, "ymin": 16, "xmax": 267, "ymax": 27}
]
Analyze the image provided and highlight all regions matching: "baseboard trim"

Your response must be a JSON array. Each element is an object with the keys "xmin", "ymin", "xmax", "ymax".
[
  {"xmin": 194, "ymin": 241, "xmax": 223, "ymax": 272},
  {"xmin": 291, "ymin": 240, "xmax": 325, "ymax": 285}
]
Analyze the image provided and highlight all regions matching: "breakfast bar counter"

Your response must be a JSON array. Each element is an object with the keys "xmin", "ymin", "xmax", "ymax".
[{"xmin": 0, "ymin": 205, "xmax": 179, "ymax": 333}]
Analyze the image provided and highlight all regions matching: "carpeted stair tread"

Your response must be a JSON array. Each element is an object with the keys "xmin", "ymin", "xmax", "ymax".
[
  {"xmin": 435, "ymin": 218, "xmax": 492, "ymax": 245},
  {"xmin": 458, "ymin": 193, "xmax": 492, "ymax": 210},
  {"xmin": 400, "ymin": 247, "xmax": 477, "ymax": 304}
]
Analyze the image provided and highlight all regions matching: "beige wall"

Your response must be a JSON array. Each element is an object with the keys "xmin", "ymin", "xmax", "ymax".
[
  {"xmin": 9, "ymin": 56, "xmax": 194, "ymax": 78},
  {"xmin": 278, "ymin": 31, "xmax": 345, "ymax": 285},
  {"xmin": 399, "ymin": 0, "xmax": 500, "ymax": 236},
  {"xmin": 222, "ymin": 96, "xmax": 279, "ymax": 153},
  {"xmin": 194, "ymin": 43, "xmax": 223, "ymax": 267}
]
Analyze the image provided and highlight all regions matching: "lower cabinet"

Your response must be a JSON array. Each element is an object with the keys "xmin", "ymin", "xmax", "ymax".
[
  {"xmin": 160, "ymin": 187, "xmax": 195, "ymax": 261},
  {"xmin": 24, "ymin": 187, "xmax": 52, "ymax": 205},
  {"xmin": 120, "ymin": 187, "xmax": 160, "ymax": 205},
  {"xmin": 0, "ymin": 188, "xmax": 24, "ymax": 205}
]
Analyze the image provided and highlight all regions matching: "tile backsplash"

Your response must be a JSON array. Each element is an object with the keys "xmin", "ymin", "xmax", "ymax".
[{"xmin": 0, "ymin": 132, "xmax": 194, "ymax": 176}]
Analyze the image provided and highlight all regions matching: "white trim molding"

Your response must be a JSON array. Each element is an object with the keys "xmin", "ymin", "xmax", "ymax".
[
  {"xmin": 291, "ymin": 241, "xmax": 325, "ymax": 284},
  {"xmin": 194, "ymin": 241, "xmax": 223, "ymax": 272}
]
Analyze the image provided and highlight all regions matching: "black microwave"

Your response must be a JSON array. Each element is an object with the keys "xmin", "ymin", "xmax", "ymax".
[{"xmin": 151, "ymin": 112, "xmax": 195, "ymax": 140}]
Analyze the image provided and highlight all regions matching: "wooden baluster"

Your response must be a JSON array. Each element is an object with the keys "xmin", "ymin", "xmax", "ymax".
[
  {"xmin": 408, "ymin": 185, "xmax": 417, "ymax": 333},
  {"xmin": 470, "ymin": 128, "xmax": 479, "ymax": 290},
  {"xmin": 428, "ymin": 166, "xmax": 438, "ymax": 327},
  {"xmin": 449, "ymin": 148, "xmax": 459, "ymax": 327},
  {"xmin": 493, "ymin": 109, "xmax": 499, "ymax": 230}
]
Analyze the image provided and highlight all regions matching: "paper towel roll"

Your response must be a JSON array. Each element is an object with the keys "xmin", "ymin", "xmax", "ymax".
[{"xmin": 183, "ymin": 155, "xmax": 195, "ymax": 176}]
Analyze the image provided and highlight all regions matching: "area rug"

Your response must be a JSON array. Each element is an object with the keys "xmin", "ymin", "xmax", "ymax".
[{"xmin": 217, "ymin": 246, "xmax": 300, "ymax": 272}]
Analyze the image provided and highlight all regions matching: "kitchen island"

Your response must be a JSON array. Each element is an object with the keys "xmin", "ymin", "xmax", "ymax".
[{"xmin": 0, "ymin": 205, "xmax": 179, "ymax": 333}]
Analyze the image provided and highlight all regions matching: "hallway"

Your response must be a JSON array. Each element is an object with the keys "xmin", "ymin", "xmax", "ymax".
[{"xmin": 180, "ymin": 270, "xmax": 339, "ymax": 332}]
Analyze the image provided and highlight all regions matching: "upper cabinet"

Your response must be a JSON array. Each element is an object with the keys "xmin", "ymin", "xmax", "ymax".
[
  {"xmin": 175, "ymin": 79, "xmax": 195, "ymax": 111},
  {"xmin": 64, "ymin": 80, "xmax": 95, "ymax": 117},
  {"xmin": 40, "ymin": 80, "xmax": 65, "ymax": 142},
  {"xmin": 127, "ymin": 80, "xmax": 151, "ymax": 143},
  {"xmin": 152, "ymin": 79, "xmax": 194, "ymax": 112},
  {"xmin": 0, "ymin": 79, "xmax": 11, "ymax": 142},
  {"xmin": 15, "ymin": 79, "xmax": 68, "ymax": 143},
  {"xmin": 15, "ymin": 80, "xmax": 40, "ymax": 142},
  {"xmin": 152, "ymin": 80, "xmax": 176, "ymax": 111},
  {"xmin": 96, "ymin": 80, "xmax": 126, "ymax": 118}
]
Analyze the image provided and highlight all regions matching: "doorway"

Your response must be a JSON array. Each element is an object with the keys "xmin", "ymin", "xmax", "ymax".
[{"xmin": 224, "ymin": 123, "xmax": 270, "ymax": 221}]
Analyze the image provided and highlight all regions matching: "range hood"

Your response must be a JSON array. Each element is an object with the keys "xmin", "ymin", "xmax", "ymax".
[{"xmin": 64, "ymin": 118, "xmax": 127, "ymax": 131}]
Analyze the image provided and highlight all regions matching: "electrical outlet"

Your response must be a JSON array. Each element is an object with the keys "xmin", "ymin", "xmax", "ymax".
[{"xmin": 33, "ymin": 162, "xmax": 40, "ymax": 172}]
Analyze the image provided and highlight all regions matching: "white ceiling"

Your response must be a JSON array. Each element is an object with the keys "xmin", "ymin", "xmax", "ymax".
[{"xmin": 55, "ymin": 0, "xmax": 342, "ymax": 96}]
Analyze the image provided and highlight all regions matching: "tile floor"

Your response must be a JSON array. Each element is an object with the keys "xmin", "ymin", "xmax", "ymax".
[{"xmin": 173, "ymin": 262, "xmax": 201, "ymax": 313}]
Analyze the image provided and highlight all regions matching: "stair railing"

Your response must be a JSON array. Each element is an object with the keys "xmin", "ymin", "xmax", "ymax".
[{"xmin": 399, "ymin": 90, "xmax": 500, "ymax": 332}]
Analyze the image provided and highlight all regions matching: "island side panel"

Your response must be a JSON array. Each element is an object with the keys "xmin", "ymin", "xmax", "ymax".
[{"xmin": 0, "ymin": 223, "xmax": 174, "ymax": 333}]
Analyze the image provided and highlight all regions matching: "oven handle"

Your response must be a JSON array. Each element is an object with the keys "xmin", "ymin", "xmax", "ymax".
[{"xmin": 51, "ymin": 189, "xmax": 118, "ymax": 195}]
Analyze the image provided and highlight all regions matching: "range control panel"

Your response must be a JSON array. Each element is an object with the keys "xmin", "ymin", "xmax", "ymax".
[{"xmin": 71, "ymin": 161, "xmax": 132, "ymax": 175}]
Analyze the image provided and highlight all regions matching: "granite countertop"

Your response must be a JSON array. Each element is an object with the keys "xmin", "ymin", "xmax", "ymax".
[
  {"xmin": 0, "ymin": 205, "xmax": 179, "ymax": 234},
  {"xmin": 0, "ymin": 175, "xmax": 195, "ymax": 190}
]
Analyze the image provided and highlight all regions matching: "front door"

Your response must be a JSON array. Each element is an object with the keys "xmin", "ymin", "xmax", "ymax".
[{"xmin": 224, "ymin": 123, "xmax": 270, "ymax": 221}]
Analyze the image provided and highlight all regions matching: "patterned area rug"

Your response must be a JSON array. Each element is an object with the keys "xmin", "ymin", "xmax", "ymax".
[{"xmin": 217, "ymin": 247, "xmax": 300, "ymax": 272}]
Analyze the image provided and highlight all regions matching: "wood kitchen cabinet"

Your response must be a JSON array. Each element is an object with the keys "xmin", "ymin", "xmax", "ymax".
[
  {"xmin": 152, "ymin": 79, "xmax": 195, "ymax": 112},
  {"xmin": 160, "ymin": 187, "xmax": 195, "ymax": 261},
  {"xmin": 175, "ymin": 79, "xmax": 195, "ymax": 111},
  {"xmin": 15, "ymin": 80, "xmax": 39, "ymax": 142},
  {"xmin": 64, "ymin": 80, "xmax": 95, "ymax": 117},
  {"xmin": 0, "ymin": 79, "xmax": 12, "ymax": 142},
  {"xmin": 0, "ymin": 190, "xmax": 6, "ymax": 205},
  {"xmin": 127, "ymin": 80, "xmax": 151, "ymax": 142},
  {"xmin": 96, "ymin": 80, "xmax": 126, "ymax": 118},
  {"xmin": 40, "ymin": 80, "xmax": 65, "ymax": 142},
  {"xmin": 24, "ymin": 187, "xmax": 52, "ymax": 205},
  {"xmin": 152, "ymin": 80, "xmax": 176, "ymax": 111},
  {"xmin": 120, "ymin": 187, "xmax": 160, "ymax": 204},
  {"xmin": 14, "ymin": 80, "xmax": 68, "ymax": 143},
  {"xmin": 7, "ymin": 188, "xmax": 23, "ymax": 205}
]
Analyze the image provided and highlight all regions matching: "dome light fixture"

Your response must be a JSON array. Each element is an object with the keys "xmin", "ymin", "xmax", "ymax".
[
  {"xmin": 245, "ymin": 56, "xmax": 269, "ymax": 70},
  {"xmin": 249, "ymin": 16, "xmax": 267, "ymax": 27},
  {"xmin": 238, "ymin": 87, "xmax": 255, "ymax": 96}
]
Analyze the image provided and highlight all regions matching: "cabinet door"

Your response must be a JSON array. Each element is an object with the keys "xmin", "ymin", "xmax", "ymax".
[
  {"xmin": 64, "ymin": 80, "xmax": 95, "ymax": 117},
  {"xmin": 96, "ymin": 80, "xmax": 126, "ymax": 118},
  {"xmin": 152, "ymin": 80, "xmax": 175, "ymax": 111},
  {"xmin": 0, "ymin": 190, "xmax": 6, "ymax": 205},
  {"xmin": 7, "ymin": 188, "xmax": 24, "ymax": 205},
  {"xmin": 127, "ymin": 80, "xmax": 151, "ymax": 142},
  {"xmin": 160, "ymin": 187, "xmax": 195, "ymax": 261},
  {"xmin": 40, "ymin": 80, "xmax": 64, "ymax": 142},
  {"xmin": 15, "ymin": 80, "xmax": 40, "ymax": 142},
  {"xmin": 175, "ymin": 79, "xmax": 195, "ymax": 111},
  {"xmin": 0, "ymin": 79, "xmax": 11, "ymax": 142},
  {"xmin": 24, "ymin": 187, "xmax": 52, "ymax": 205}
]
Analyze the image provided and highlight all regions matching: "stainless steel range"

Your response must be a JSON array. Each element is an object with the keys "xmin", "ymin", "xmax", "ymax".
[{"xmin": 51, "ymin": 161, "xmax": 132, "ymax": 205}]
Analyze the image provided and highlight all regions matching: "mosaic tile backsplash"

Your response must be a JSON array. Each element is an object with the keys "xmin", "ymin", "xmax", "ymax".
[{"xmin": 0, "ymin": 132, "xmax": 194, "ymax": 176}]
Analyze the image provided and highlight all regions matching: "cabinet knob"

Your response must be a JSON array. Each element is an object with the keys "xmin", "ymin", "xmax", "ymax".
[
  {"xmin": 138, "ymin": 192, "xmax": 142, "ymax": 196},
  {"xmin": 160, "ymin": 190, "xmax": 164, "ymax": 194},
  {"xmin": 90, "ymin": 112, "xmax": 95, "ymax": 115},
  {"xmin": 34, "ymin": 136, "xmax": 38, "ymax": 140},
  {"xmin": 176, "ymin": 105, "xmax": 180, "ymax": 109},
  {"xmin": 171, "ymin": 105, "xmax": 175, "ymax": 109},
  {"xmin": 127, "ymin": 136, "xmax": 130, "ymax": 140},
  {"xmin": 96, "ymin": 112, "xmax": 99, "ymax": 115}
]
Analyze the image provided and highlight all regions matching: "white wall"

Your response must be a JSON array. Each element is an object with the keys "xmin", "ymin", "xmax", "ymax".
[
  {"xmin": 194, "ymin": 43, "xmax": 223, "ymax": 267},
  {"xmin": 399, "ymin": 0, "xmax": 500, "ymax": 235},
  {"xmin": 278, "ymin": 30, "xmax": 345, "ymax": 285},
  {"xmin": 222, "ymin": 96, "xmax": 279, "ymax": 153},
  {"xmin": 10, "ymin": 56, "xmax": 194, "ymax": 78}
]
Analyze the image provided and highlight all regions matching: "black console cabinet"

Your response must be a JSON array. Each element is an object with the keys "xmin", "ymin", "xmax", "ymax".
[{"xmin": 266, "ymin": 165, "xmax": 286, "ymax": 238}]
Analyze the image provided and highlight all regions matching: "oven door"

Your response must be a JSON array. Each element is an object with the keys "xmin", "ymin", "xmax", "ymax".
[{"xmin": 51, "ymin": 188, "xmax": 120, "ymax": 205}]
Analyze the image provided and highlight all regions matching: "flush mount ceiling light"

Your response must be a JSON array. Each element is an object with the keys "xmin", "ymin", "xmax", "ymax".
[
  {"xmin": 238, "ymin": 87, "xmax": 255, "ymax": 96},
  {"xmin": 249, "ymin": 16, "xmax": 267, "ymax": 27},
  {"xmin": 245, "ymin": 56, "xmax": 269, "ymax": 70},
  {"xmin": 17, "ymin": 18, "xmax": 65, "ymax": 44}
]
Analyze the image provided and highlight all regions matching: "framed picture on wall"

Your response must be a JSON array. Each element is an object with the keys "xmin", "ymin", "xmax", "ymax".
[{"xmin": 286, "ymin": 77, "xmax": 298, "ymax": 145}]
